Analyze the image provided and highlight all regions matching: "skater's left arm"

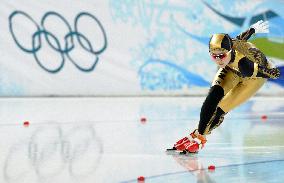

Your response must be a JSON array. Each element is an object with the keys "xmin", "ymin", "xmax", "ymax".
[
  {"xmin": 238, "ymin": 57, "xmax": 280, "ymax": 79},
  {"xmin": 236, "ymin": 20, "xmax": 269, "ymax": 41}
]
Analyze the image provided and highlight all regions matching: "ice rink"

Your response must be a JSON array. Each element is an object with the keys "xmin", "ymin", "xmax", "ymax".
[{"xmin": 0, "ymin": 96, "xmax": 284, "ymax": 183}]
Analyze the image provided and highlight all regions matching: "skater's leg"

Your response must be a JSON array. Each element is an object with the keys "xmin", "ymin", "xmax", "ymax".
[
  {"xmin": 203, "ymin": 107, "xmax": 226, "ymax": 134},
  {"xmin": 172, "ymin": 68, "xmax": 239, "ymax": 153},
  {"xmin": 218, "ymin": 77, "xmax": 266, "ymax": 113},
  {"xmin": 206, "ymin": 77, "xmax": 266, "ymax": 134},
  {"xmin": 198, "ymin": 68, "xmax": 240, "ymax": 135}
]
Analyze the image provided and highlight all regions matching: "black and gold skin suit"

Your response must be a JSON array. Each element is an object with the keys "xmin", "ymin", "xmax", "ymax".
[{"xmin": 198, "ymin": 28, "xmax": 280, "ymax": 135}]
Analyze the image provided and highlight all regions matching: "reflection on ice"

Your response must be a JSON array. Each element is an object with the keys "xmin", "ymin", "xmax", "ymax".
[{"xmin": 0, "ymin": 97, "xmax": 284, "ymax": 183}]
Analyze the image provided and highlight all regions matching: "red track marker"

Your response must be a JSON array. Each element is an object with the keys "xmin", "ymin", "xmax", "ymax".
[
  {"xmin": 208, "ymin": 165, "xmax": 215, "ymax": 171},
  {"xmin": 137, "ymin": 176, "xmax": 145, "ymax": 182},
  {"xmin": 140, "ymin": 117, "xmax": 147, "ymax": 124},
  {"xmin": 261, "ymin": 115, "xmax": 268, "ymax": 121},
  {"xmin": 23, "ymin": 121, "xmax": 30, "ymax": 127}
]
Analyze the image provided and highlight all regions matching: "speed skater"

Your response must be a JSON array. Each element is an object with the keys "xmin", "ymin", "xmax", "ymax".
[{"xmin": 168, "ymin": 20, "xmax": 280, "ymax": 154}]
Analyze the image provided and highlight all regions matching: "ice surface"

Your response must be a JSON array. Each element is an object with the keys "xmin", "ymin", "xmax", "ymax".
[{"xmin": 0, "ymin": 97, "xmax": 284, "ymax": 183}]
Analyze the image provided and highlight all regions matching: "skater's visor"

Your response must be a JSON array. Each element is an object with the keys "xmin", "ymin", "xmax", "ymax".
[{"xmin": 210, "ymin": 50, "xmax": 231, "ymax": 60}]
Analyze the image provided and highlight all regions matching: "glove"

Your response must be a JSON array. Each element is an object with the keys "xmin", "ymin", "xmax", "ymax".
[
  {"xmin": 250, "ymin": 20, "xmax": 269, "ymax": 33},
  {"xmin": 258, "ymin": 66, "xmax": 280, "ymax": 79}
]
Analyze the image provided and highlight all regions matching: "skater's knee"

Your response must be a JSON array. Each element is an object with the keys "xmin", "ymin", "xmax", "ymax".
[
  {"xmin": 208, "ymin": 107, "xmax": 226, "ymax": 132},
  {"xmin": 209, "ymin": 85, "xmax": 224, "ymax": 97},
  {"xmin": 199, "ymin": 85, "xmax": 225, "ymax": 135},
  {"xmin": 206, "ymin": 85, "xmax": 224, "ymax": 105}
]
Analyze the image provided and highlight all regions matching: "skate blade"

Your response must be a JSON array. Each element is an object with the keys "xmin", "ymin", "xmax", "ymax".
[
  {"xmin": 166, "ymin": 147, "xmax": 198, "ymax": 155},
  {"xmin": 166, "ymin": 147, "xmax": 187, "ymax": 155},
  {"xmin": 166, "ymin": 147, "xmax": 177, "ymax": 151}
]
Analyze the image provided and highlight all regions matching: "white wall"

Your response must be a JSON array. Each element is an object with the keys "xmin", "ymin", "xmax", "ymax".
[{"xmin": 0, "ymin": 0, "xmax": 284, "ymax": 96}]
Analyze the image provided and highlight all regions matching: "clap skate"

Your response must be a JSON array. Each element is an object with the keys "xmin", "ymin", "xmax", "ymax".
[{"xmin": 167, "ymin": 129, "xmax": 207, "ymax": 154}]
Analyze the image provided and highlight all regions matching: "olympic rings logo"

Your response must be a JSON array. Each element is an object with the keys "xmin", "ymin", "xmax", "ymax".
[{"xmin": 9, "ymin": 11, "xmax": 107, "ymax": 73}]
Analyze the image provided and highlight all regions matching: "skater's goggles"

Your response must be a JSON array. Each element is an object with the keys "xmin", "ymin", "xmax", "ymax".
[{"xmin": 210, "ymin": 50, "xmax": 232, "ymax": 60}]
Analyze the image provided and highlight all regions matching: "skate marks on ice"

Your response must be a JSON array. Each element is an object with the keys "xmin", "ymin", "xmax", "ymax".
[
  {"xmin": 2, "ymin": 97, "xmax": 284, "ymax": 183},
  {"xmin": 3, "ymin": 123, "xmax": 103, "ymax": 183},
  {"xmin": 122, "ymin": 106, "xmax": 284, "ymax": 182},
  {"xmin": 122, "ymin": 153, "xmax": 284, "ymax": 183}
]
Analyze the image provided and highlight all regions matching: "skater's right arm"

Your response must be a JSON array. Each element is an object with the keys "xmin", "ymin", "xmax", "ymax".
[
  {"xmin": 236, "ymin": 20, "xmax": 269, "ymax": 41},
  {"xmin": 236, "ymin": 28, "xmax": 255, "ymax": 41}
]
